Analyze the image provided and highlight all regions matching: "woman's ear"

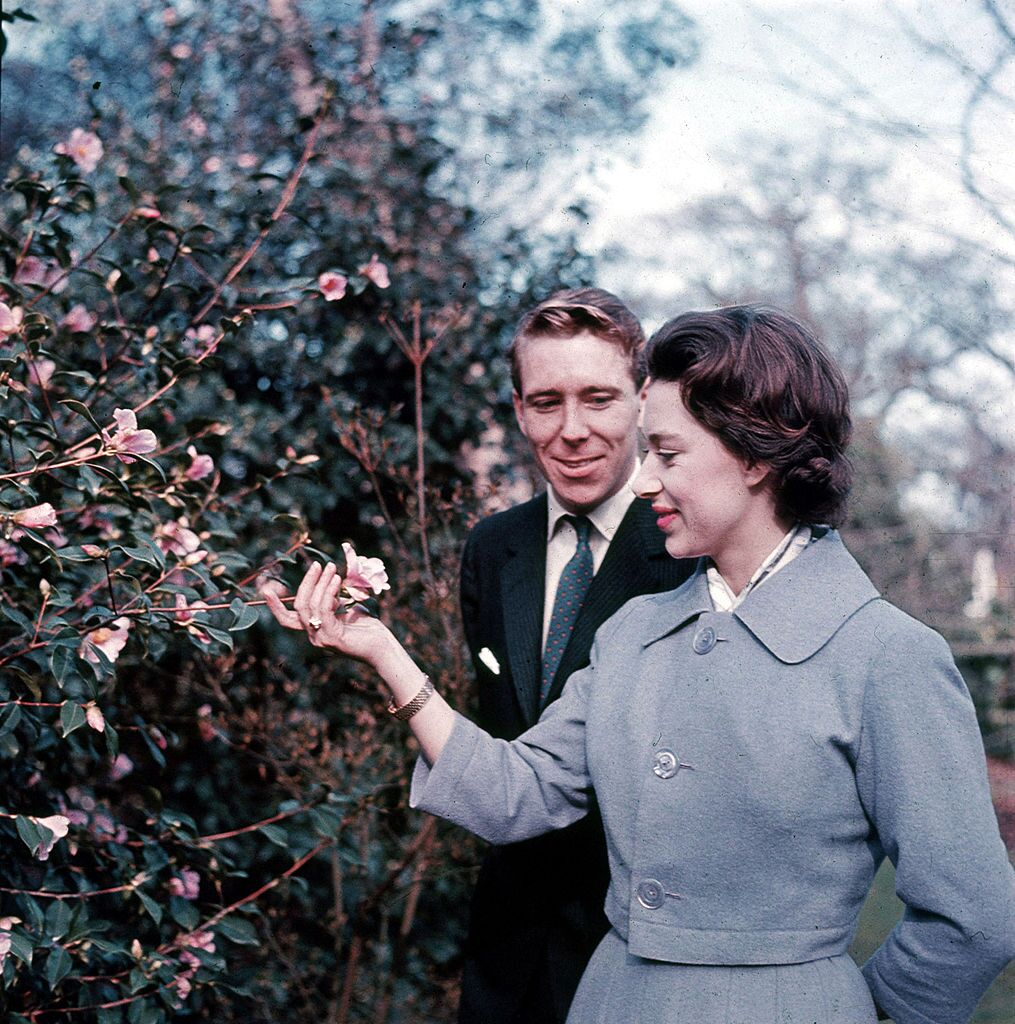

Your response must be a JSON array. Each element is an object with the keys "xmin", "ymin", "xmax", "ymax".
[{"xmin": 743, "ymin": 461, "xmax": 772, "ymax": 488}]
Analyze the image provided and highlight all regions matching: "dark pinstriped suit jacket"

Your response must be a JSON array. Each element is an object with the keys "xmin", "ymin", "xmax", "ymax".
[{"xmin": 456, "ymin": 493, "xmax": 694, "ymax": 1024}]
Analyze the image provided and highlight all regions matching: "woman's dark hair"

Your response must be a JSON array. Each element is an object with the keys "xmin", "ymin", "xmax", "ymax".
[{"xmin": 646, "ymin": 305, "xmax": 853, "ymax": 526}]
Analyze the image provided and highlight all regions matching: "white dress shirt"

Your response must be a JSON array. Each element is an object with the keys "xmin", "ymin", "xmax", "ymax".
[{"xmin": 542, "ymin": 467, "xmax": 640, "ymax": 651}]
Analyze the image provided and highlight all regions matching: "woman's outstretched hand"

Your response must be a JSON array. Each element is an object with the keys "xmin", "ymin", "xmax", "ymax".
[
  {"xmin": 259, "ymin": 559, "xmax": 456, "ymax": 764},
  {"xmin": 260, "ymin": 561, "xmax": 393, "ymax": 667}
]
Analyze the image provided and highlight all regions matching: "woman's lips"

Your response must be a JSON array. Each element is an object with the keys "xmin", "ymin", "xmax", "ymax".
[{"xmin": 652, "ymin": 506, "xmax": 679, "ymax": 530}]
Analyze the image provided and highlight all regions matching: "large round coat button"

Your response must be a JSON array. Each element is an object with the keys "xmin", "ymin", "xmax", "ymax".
[
  {"xmin": 692, "ymin": 626, "xmax": 717, "ymax": 654},
  {"xmin": 636, "ymin": 879, "xmax": 665, "ymax": 910},
  {"xmin": 653, "ymin": 750, "xmax": 679, "ymax": 779}
]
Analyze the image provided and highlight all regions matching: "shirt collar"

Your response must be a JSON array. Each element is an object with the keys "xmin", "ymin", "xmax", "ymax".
[
  {"xmin": 706, "ymin": 523, "xmax": 812, "ymax": 612},
  {"xmin": 546, "ymin": 462, "xmax": 640, "ymax": 542}
]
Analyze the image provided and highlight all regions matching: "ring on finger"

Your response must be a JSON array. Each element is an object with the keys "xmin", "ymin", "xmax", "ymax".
[{"xmin": 308, "ymin": 616, "xmax": 323, "ymax": 630}]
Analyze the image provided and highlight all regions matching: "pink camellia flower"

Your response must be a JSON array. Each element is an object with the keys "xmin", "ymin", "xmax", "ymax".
[
  {"xmin": 155, "ymin": 518, "xmax": 201, "ymax": 557},
  {"xmin": 340, "ymin": 541, "xmax": 390, "ymax": 604},
  {"xmin": 11, "ymin": 502, "xmax": 58, "ymax": 529},
  {"xmin": 80, "ymin": 616, "xmax": 131, "ymax": 666},
  {"xmin": 102, "ymin": 408, "xmax": 158, "ymax": 463},
  {"xmin": 84, "ymin": 702, "xmax": 106, "ymax": 733},
  {"xmin": 28, "ymin": 358, "xmax": 56, "ymax": 388},
  {"xmin": 184, "ymin": 323, "xmax": 216, "ymax": 354},
  {"xmin": 174, "ymin": 593, "xmax": 211, "ymax": 644},
  {"xmin": 0, "ymin": 930, "xmax": 11, "ymax": 971},
  {"xmin": 202, "ymin": 156, "xmax": 222, "ymax": 174},
  {"xmin": 237, "ymin": 152, "xmax": 258, "ymax": 169},
  {"xmin": 0, "ymin": 301, "xmax": 24, "ymax": 340},
  {"xmin": 169, "ymin": 867, "xmax": 201, "ymax": 900},
  {"xmin": 175, "ymin": 973, "xmax": 193, "ymax": 1001},
  {"xmin": 109, "ymin": 753, "xmax": 134, "ymax": 781},
  {"xmin": 134, "ymin": 206, "xmax": 162, "ymax": 220},
  {"xmin": 318, "ymin": 271, "xmax": 347, "ymax": 301},
  {"xmin": 184, "ymin": 445, "xmax": 214, "ymax": 481},
  {"xmin": 61, "ymin": 304, "xmax": 97, "ymax": 333},
  {"xmin": 182, "ymin": 112, "xmax": 208, "ymax": 138},
  {"xmin": 54, "ymin": 128, "xmax": 104, "ymax": 173},
  {"xmin": 358, "ymin": 254, "xmax": 390, "ymax": 289},
  {"xmin": 29, "ymin": 814, "xmax": 71, "ymax": 861}
]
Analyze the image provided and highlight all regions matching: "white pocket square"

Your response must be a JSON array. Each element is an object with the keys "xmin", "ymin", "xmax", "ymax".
[{"xmin": 478, "ymin": 647, "xmax": 500, "ymax": 674}]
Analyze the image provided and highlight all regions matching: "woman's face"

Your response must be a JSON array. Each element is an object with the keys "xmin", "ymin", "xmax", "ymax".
[{"xmin": 633, "ymin": 381, "xmax": 782, "ymax": 581}]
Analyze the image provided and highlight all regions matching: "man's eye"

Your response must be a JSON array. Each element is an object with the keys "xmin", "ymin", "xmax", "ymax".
[
  {"xmin": 530, "ymin": 400, "xmax": 559, "ymax": 411},
  {"xmin": 587, "ymin": 395, "xmax": 613, "ymax": 407}
]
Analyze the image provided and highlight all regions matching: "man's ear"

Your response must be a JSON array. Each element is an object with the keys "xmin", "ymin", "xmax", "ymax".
[{"xmin": 512, "ymin": 389, "xmax": 528, "ymax": 438}]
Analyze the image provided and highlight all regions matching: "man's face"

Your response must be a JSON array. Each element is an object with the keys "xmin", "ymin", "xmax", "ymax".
[{"xmin": 512, "ymin": 331, "xmax": 640, "ymax": 514}]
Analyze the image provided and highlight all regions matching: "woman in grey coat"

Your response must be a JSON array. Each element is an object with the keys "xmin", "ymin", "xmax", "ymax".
[{"xmin": 264, "ymin": 305, "xmax": 1015, "ymax": 1024}]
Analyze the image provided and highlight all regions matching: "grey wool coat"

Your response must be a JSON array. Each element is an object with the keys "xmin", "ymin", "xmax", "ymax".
[{"xmin": 412, "ymin": 529, "xmax": 1015, "ymax": 1024}]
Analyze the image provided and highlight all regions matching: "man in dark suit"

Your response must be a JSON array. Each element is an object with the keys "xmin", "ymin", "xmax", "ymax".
[{"xmin": 457, "ymin": 288, "xmax": 695, "ymax": 1024}]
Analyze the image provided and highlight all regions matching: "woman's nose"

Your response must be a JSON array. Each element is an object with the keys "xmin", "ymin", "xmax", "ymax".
[{"xmin": 632, "ymin": 460, "xmax": 660, "ymax": 498}]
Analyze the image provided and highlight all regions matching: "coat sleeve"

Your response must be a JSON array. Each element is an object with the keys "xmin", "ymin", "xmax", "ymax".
[
  {"xmin": 855, "ymin": 611, "xmax": 1015, "ymax": 1024},
  {"xmin": 409, "ymin": 640, "xmax": 599, "ymax": 844}
]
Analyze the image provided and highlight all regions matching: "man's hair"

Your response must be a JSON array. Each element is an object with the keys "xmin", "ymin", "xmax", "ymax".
[
  {"xmin": 646, "ymin": 304, "xmax": 853, "ymax": 526},
  {"xmin": 508, "ymin": 287, "xmax": 646, "ymax": 393}
]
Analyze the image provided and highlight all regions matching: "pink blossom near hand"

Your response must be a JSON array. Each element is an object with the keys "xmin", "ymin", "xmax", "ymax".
[
  {"xmin": 0, "ymin": 930, "xmax": 11, "ymax": 970},
  {"xmin": 169, "ymin": 867, "xmax": 201, "ymax": 900},
  {"xmin": 184, "ymin": 445, "xmax": 214, "ymax": 481},
  {"xmin": 11, "ymin": 503, "xmax": 58, "ymax": 529},
  {"xmin": 0, "ymin": 301, "xmax": 24, "ymax": 340},
  {"xmin": 109, "ymin": 753, "xmax": 134, "ymax": 781},
  {"xmin": 61, "ymin": 304, "xmax": 98, "ymax": 333},
  {"xmin": 80, "ymin": 617, "xmax": 131, "ymax": 666},
  {"xmin": 54, "ymin": 129, "xmax": 104, "ymax": 173},
  {"xmin": 358, "ymin": 253, "xmax": 390, "ymax": 289},
  {"xmin": 175, "ymin": 973, "xmax": 193, "ymax": 1002},
  {"xmin": 156, "ymin": 518, "xmax": 202, "ymax": 557},
  {"xmin": 318, "ymin": 271, "xmax": 348, "ymax": 301},
  {"xmin": 174, "ymin": 593, "xmax": 212, "ymax": 644},
  {"xmin": 102, "ymin": 408, "xmax": 158, "ymax": 463},
  {"xmin": 28, "ymin": 358, "xmax": 56, "ymax": 388},
  {"xmin": 340, "ymin": 541, "xmax": 390, "ymax": 604},
  {"xmin": 84, "ymin": 702, "xmax": 106, "ymax": 733},
  {"xmin": 29, "ymin": 814, "xmax": 71, "ymax": 861}
]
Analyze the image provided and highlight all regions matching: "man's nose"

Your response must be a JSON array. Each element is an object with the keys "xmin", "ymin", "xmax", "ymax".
[{"xmin": 560, "ymin": 402, "xmax": 591, "ymax": 442}]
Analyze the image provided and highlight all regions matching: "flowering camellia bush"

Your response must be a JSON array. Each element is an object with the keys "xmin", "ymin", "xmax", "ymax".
[{"xmin": 0, "ymin": 97, "xmax": 497, "ymax": 1024}]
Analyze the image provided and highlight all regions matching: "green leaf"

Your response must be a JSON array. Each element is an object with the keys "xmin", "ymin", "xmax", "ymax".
[
  {"xmin": 45, "ymin": 900, "xmax": 71, "ymax": 939},
  {"xmin": 200, "ymin": 625, "xmax": 234, "ymax": 651},
  {"xmin": 228, "ymin": 597, "xmax": 259, "ymax": 632},
  {"xmin": 1, "ymin": 603, "xmax": 34, "ymax": 633},
  {"xmin": 114, "ymin": 543, "xmax": 164, "ymax": 569},
  {"xmin": 45, "ymin": 946, "xmax": 72, "ymax": 988},
  {"xmin": 136, "ymin": 890, "xmax": 163, "ymax": 924},
  {"xmin": 59, "ymin": 398, "xmax": 105, "ymax": 433},
  {"xmin": 8, "ymin": 930, "xmax": 34, "ymax": 965},
  {"xmin": 59, "ymin": 701, "xmax": 87, "ymax": 737},
  {"xmin": 215, "ymin": 915, "xmax": 259, "ymax": 946},
  {"xmin": 168, "ymin": 896, "xmax": 200, "ymax": 930},
  {"xmin": 0, "ymin": 702, "xmax": 22, "ymax": 738},
  {"xmin": 15, "ymin": 815, "xmax": 42, "ymax": 856},
  {"xmin": 50, "ymin": 646, "xmax": 76, "ymax": 687},
  {"xmin": 259, "ymin": 823, "xmax": 289, "ymax": 848}
]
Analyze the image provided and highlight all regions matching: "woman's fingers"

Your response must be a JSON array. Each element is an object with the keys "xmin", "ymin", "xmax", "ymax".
[
  {"xmin": 292, "ymin": 561, "xmax": 323, "ymax": 627},
  {"xmin": 259, "ymin": 580, "xmax": 302, "ymax": 629}
]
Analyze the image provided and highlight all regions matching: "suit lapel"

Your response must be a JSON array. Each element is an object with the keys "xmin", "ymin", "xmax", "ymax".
[
  {"xmin": 500, "ymin": 495, "xmax": 547, "ymax": 725},
  {"xmin": 545, "ymin": 499, "xmax": 671, "ymax": 704}
]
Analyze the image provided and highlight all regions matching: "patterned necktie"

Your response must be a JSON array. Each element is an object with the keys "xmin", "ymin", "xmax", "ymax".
[{"xmin": 541, "ymin": 515, "xmax": 594, "ymax": 704}]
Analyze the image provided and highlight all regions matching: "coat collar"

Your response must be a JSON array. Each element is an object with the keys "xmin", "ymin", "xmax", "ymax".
[{"xmin": 641, "ymin": 530, "xmax": 881, "ymax": 664}]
